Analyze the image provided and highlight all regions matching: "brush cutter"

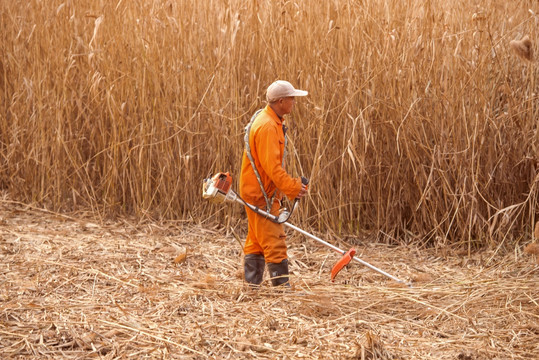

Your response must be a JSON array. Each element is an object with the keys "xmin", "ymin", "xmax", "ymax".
[{"xmin": 202, "ymin": 172, "xmax": 411, "ymax": 287}]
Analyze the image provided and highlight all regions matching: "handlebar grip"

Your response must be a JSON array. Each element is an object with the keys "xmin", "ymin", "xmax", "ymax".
[{"xmin": 301, "ymin": 176, "xmax": 309, "ymax": 185}]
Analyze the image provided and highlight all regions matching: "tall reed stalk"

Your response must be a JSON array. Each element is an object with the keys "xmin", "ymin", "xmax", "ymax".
[{"xmin": 1, "ymin": 0, "xmax": 537, "ymax": 246}]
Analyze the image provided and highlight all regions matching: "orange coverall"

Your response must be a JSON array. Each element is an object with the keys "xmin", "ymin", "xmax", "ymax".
[{"xmin": 239, "ymin": 105, "xmax": 303, "ymax": 263}]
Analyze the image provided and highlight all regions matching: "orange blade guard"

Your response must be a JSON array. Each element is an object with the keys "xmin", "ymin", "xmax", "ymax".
[{"xmin": 331, "ymin": 248, "xmax": 356, "ymax": 282}]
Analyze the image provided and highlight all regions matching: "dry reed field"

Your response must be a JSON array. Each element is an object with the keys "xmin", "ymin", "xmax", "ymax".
[
  {"xmin": 1, "ymin": 0, "xmax": 537, "ymax": 244},
  {"xmin": 0, "ymin": 198, "xmax": 538, "ymax": 359},
  {"xmin": 1, "ymin": 0, "xmax": 539, "ymax": 359}
]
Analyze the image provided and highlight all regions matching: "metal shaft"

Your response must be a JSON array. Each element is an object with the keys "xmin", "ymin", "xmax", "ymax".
[
  {"xmin": 234, "ymin": 193, "xmax": 410, "ymax": 287},
  {"xmin": 284, "ymin": 222, "xmax": 409, "ymax": 286}
]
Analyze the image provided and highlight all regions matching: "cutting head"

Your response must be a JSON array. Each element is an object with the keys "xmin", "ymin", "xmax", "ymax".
[{"xmin": 331, "ymin": 248, "xmax": 356, "ymax": 282}]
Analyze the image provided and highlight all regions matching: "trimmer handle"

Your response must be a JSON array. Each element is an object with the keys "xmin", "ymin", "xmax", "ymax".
[
  {"xmin": 278, "ymin": 177, "xmax": 308, "ymax": 224},
  {"xmin": 295, "ymin": 176, "xmax": 309, "ymax": 202}
]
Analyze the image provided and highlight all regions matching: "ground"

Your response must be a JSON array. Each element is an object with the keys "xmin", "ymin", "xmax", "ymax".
[{"xmin": 0, "ymin": 199, "xmax": 538, "ymax": 359}]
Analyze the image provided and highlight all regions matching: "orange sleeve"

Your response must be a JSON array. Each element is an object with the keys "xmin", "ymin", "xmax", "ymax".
[{"xmin": 256, "ymin": 123, "xmax": 302, "ymax": 200}]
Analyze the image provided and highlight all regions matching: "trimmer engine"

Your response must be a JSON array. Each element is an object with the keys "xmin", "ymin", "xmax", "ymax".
[{"xmin": 202, "ymin": 172, "xmax": 236, "ymax": 203}]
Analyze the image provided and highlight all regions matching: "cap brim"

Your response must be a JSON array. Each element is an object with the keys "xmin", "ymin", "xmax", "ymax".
[{"xmin": 291, "ymin": 90, "xmax": 308, "ymax": 97}]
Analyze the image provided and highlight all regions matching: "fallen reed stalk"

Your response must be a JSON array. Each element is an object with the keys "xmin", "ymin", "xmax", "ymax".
[{"xmin": 0, "ymin": 199, "xmax": 537, "ymax": 359}]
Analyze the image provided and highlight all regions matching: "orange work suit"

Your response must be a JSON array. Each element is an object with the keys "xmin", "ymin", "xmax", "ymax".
[{"xmin": 239, "ymin": 105, "xmax": 303, "ymax": 264}]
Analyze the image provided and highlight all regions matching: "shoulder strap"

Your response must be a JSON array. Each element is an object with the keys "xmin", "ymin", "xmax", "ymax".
[{"xmin": 244, "ymin": 109, "xmax": 287, "ymax": 212}]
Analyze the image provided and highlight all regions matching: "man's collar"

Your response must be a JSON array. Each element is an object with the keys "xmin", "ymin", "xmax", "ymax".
[{"xmin": 265, "ymin": 104, "xmax": 284, "ymax": 124}]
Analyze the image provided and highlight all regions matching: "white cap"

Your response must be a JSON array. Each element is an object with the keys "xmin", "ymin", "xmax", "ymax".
[{"xmin": 266, "ymin": 80, "xmax": 308, "ymax": 102}]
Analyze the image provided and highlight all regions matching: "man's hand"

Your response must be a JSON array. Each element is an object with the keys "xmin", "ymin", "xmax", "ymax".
[
  {"xmin": 298, "ymin": 177, "xmax": 309, "ymax": 198},
  {"xmin": 298, "ymin": 183, "xmax": 308, "ymax": 198}
]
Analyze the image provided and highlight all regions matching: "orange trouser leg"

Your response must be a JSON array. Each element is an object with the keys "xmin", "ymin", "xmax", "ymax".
[{"xmin": 244, "ymin": 201, "xmax": 287, "ymax": 264}]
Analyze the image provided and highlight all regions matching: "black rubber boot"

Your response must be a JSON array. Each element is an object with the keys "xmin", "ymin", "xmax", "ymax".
[
  {"xmin": 267, "ymin": 259, "xmax": 290, "ymax": 287},
  {"xmin": 244, "ymin": 254, "xmax": 265, "ymax": 286}
]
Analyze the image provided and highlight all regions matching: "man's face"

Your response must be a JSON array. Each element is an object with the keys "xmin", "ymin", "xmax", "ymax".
[{"xmin": 279, "ymin": 96, "xmax": 296, "ymax": 115}]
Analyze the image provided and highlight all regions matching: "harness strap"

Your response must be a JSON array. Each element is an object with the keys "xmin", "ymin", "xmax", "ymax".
[{"xmin": 244, "ymin": 109, "xmax": 287, "ymax": 212}]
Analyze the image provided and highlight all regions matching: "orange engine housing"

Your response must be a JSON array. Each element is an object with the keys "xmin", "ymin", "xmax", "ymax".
[{"xmin": 213, "ymin": 172, "xmax": 232, "ymax": 194}]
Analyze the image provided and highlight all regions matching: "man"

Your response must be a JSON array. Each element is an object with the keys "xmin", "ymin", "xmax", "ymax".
[{"xmin": 239, "ymin": 80, "xmax": 309, "ymax": 287}]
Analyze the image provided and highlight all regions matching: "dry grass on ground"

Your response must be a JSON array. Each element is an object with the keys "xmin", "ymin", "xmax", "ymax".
[{"xmin": 1, "ymin": 198, "xmax": 538, "ymax": 359}]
